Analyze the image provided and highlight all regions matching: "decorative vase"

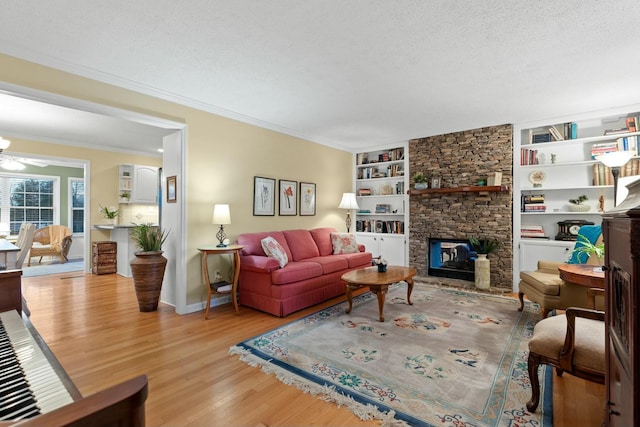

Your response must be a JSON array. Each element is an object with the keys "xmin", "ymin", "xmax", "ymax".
[
  {"xmin": 130, "ymin": 251, "xmax": 167, "ymax": 312},
  {"xmin": 474, "ymin": 254, "xmax": 490, "ymax": 290},
  {"xmin": 377, "ymin": 264, "xmax": 387, "ymax": 273},
  {"xmin": 414, "ymin": 183, "xmax": 428, "ymax": 190}
]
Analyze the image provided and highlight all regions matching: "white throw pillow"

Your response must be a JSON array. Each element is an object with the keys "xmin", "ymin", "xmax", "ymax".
[
  {"xmin": 261, "ymin": 236, "xmax": 288, "ymax": 268},
  {"xmin": 330, "ymin": 232, "xmax": 359, "ymax": 254}
]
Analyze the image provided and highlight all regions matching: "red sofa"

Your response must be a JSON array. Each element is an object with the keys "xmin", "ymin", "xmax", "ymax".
[{"xmin": 236, "ymin": 227, "xmax": 372, "ymax": 317}]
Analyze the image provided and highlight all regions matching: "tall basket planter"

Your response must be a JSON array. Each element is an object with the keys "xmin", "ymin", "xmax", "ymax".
[{"xmin": 131, "ymin": 251, "xmax": 167, "ymax": 312}]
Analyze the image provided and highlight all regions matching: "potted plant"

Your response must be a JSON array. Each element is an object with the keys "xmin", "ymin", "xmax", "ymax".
[
  {"xmin": 413, "ymin": 172, "xmax": 428, "ymax": 190},
  {"xmin": 469, "ymin": 236, "xmax": 500, "ymax": 290},
  {"xmin": 568, "ymin": 194, "xmax": 591, "ymax": 212},
  {"xmin": 99, "ymin": 204, "xmax": 118, "ymax": 224},
  {"xmin": 130, "ymin": 223, "xmax": 169, "ymax": 312},
  {"xmin": 572, "ymin": 233, "xmax": 605, "ymax": 265},
  {"xmin": 119, "ymin": 191, "xmax": 131, "ymax": 201}
]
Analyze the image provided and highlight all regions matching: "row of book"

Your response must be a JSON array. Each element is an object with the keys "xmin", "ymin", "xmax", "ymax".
[
  {"xmin": 520, "ymin": 148, "xmax": 540, "ymax": 165},
  {"xmin": 603, "ymin": 116, "xmax": 640, "ymax": 135},
  {"xmin": 590, "ymin": 136, "xmax": 637, "ymax": 159},
  {"xmin": 356, "ymin": 148, "xmax": 405, "ymax": 166},
  {"xmin": 520, "ymin": 193, "xmax": 546, "ymax": 212},
  {"xmin": 521, "ymin": 224, "xmax": 547, "ymax": 239},
  {"xmin": 355, "ymin": 220, "xmax": 404, "ymax": 234},
  {"xmin": 528, "ymin": 122, "xmax": 578, "ymax": 144},
  {"xmin": 592, "ymin": 160, "xmax": 640, "ymax": 186},
  {"xmin": 356, "ymin": 164, "xmax": 404, "ymax": 179}
]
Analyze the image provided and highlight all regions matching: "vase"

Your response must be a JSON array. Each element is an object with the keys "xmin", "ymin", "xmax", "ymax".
[
  {"xmin": 130, "ymin": 251, "xmax": 167, "ymax": 312},
  {"xmin": 474, "ymin": 254, "xmax": 490, "ymax": 290},
  {"xmin": 568, "ymin": 204, "xmax": 591, "ymax": 212},
  {"xmin": 377, "ymin": 264, "xmax": 387, "ymax": 273},
  {"xmin": 414, "ymin": 183, "xmax": 428, "ymax": 190}
]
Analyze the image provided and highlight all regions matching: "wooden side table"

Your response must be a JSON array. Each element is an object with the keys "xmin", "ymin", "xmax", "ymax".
[{"xmin": 197, "ymin": 244, "xmax": 243, "ymax": 320}]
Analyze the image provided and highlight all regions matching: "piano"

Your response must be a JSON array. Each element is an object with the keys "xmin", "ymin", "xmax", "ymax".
[{"xmin": 0, "ymin": 270, "xmax": 148, "ymax": 426}]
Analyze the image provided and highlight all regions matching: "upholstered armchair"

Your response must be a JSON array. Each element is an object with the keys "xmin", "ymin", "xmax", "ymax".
[
  {"xmin": 518, "ymin": 225, "xmax": 603, "ymax": 317},
  {"xmin": 28, "ymin": 225, "xmax": 73, "ymax": 266}
]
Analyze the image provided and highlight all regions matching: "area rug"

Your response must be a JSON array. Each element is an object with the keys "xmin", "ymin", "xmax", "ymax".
[
  {"xmin": 22, "ymin": 259, "xmax": 84, "ymax": 277},
  {"xmin": 230, "ymin": 283, "xmax": 553, "ymax": 427}
]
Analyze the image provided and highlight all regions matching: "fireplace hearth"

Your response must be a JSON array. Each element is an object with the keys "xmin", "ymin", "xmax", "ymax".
[{"xmin": 428, "ymin": 238, "xmax": 477, "ymax": 282}]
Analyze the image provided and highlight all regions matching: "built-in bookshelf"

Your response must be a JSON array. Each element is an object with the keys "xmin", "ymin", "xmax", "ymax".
[{"xmin": 353, "ymin": 143, "xmax": 409, "ymax": 266}]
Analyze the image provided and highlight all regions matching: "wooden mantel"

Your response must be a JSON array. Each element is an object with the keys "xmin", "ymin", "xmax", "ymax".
[{"xmin": 408, "ymin": 185, "xmax": 510, "ymax": 195}]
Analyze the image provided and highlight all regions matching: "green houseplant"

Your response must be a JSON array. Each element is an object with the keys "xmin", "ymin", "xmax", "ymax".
[
  {"xmin": 469, "ymin": 236, "xmax": 500, "ymax": 254},
  {"xmin": 130, "ymin": 223, "xmax": 169, "ymax": 312},
  {"xmin": 568, "ymin": 194, "xmax": 591, "ymax": 212},
  {"xmin": 413, "ymin": 172, "xmax": 428, "ymax": 189}
]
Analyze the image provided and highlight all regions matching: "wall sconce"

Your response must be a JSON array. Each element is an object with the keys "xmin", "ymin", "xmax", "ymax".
[
  {"xmin": 213, "ymin": 204, "xmax": 231, "ymax": 247},
  {"xmin": 338, "ymin": 193, "xmax": 359, "ymax": 233},
  {"xmin": 598, "ymin": 151, "xmax": 635, "ymax": 207}
]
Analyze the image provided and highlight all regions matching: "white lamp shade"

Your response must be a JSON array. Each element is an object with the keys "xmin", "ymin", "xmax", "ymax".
[
  {"xmin": 598, "ymin": 151, "xmax": 635, "ymax": 168},
  {"xmin": 0, "ymin": 137, "xmax": 10, "ymax": 150},
  {"xmin": 213, "ymin": 204, "xmax": 231, "ymax": 224},
  {"xmin": 338, "ymin": 193, "xmax": 359, "ymax": 210}
]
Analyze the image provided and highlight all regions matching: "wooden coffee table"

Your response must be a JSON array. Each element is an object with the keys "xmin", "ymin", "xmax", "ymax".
[{"xmin": 341, "ymin": 266, "xmax": 417, "ymax": 322}]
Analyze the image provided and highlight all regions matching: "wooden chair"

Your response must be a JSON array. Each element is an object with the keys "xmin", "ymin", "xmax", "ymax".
[
  {"xmin": 28, "ymin": 225, "xmax": 73, "ymax": 266},
  {"xmin": 14, "ymin": 222, "xmax": 36, "ymax": 269},
  {"xmin": 526, "ymin": 288, "xmax": 605, "ymax": 412}
]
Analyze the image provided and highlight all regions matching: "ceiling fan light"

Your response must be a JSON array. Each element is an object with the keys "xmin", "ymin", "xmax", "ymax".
[
  {"xmin": 0, "ymin": 137, "xmax": 10, "ymax": 151},
  {"xmin": 1, "ymin": 159, "xmax": 25, "ymax": 171}
]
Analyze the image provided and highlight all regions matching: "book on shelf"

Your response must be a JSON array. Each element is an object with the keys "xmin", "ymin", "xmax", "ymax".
[
  {"xmin": 523, "ymin": 204, "xmax": 547, "ymax": 212},
  {"xmin": 532, "ymin": 133, "xmax": 552, "ymax": 144},
  {"xmin": 548, "ymin": 126, "xmax": 564, "ymax": 141},
  {"xmin": 564, "ymin": 122, "xmax": 578, "ymax": 139},
  {"xmin": 590, "ymin": 142, "xmax": 620, "ymax": 159},
  {"xmin": 521, "ymin": 224, "xmax": 547, "ymax": 238},
  {"xmin": 626, "ymin": 117, "xmax": 637, "ymax": 133},
  {"xmin": 593, "ymin": 160, "xmax": 640, "ymax": 186},
  {"xmin": 523, "ymin": 194, "xmax": 545, "ymax": 203},
  {"xmin": 357, "ymin": 188, "xmax": 372, "ymax": 196},
  {"xmin": 521, "ymin": 148, "xmax": 539, "ymax": 165}
]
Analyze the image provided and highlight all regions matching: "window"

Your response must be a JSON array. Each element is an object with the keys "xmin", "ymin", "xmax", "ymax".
[
  {"xmin": 0, "ymin": 174, "xmax": 59, "ymax": 235},
  {"xmin": 69, "ymin": 178, "xmax": 84, "ymax": 233}
]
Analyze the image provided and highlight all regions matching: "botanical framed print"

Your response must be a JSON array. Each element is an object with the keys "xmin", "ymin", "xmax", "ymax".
[
  {"xmin": 279, "ymin": 179, "xmax": 297, "ymax": 216},
  {"xmin": 166, "ymin": 175, "xmax": 177, "ymax": 203},
  {"xmin": 299, "ymin": 182, "xmax": 316, "ymax": 216},
  {"xmin": 253, "ymin": 176, "xmax": 275, "ymax": 216}
]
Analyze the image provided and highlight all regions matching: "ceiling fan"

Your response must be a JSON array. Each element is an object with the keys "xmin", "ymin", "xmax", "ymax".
[{"xmin": 0, "ymin": 136, "xmax": 49, "ymax": 170}]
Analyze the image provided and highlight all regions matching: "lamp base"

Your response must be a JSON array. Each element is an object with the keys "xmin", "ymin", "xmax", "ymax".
[
  {"xmin": 216, "ymin": 225, "xmax": 228, "ymax": 248},
  {"xmin": 216, "ymin": 243, "xmax": 227, "ymax": 248}
]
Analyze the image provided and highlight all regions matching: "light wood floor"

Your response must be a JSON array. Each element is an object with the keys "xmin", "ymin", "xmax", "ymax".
[{"xmin": 21, "ymin": 272, "xmax": 605, "ymax": 426}]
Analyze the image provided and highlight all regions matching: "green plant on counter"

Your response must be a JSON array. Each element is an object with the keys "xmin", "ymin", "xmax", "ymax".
[{"xmin": 99, "ymin": 204, "xmax": 118, "ymax": 219}]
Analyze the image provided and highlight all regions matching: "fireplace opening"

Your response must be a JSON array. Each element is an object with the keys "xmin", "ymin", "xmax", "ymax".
[{"xmin": 428, "ymin": 238, "xmax": 477, "ymax": 282}]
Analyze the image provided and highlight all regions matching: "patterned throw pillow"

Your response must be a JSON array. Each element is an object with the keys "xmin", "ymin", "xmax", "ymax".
[
  {"xmin": 330, "ymin": 232, "xmax": 359, "ymax": 254},
  {"xmin": 261, "ymin": 236, "xmax": 288, "ymax": 268}
]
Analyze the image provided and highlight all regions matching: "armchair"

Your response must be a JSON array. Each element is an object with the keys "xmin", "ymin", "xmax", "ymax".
[
  {"xmin": 28, "ymin": 225, "xmax": 73, "ymax": 266},
  {"xmin": 526, "ymin": 288, "xmax": 605, "ymax": 412},
  {"xmin": 518, "ymin": 225, "xmax": 603, "ymax": 317}
]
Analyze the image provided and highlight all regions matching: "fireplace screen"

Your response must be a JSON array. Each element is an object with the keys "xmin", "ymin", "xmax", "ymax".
[{"xmin": 428, "ymin": 238, "xmax": 477, "ymax": 281}]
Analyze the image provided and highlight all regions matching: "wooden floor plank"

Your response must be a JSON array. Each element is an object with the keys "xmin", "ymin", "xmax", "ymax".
[{"xmin": 21, "ymin": 272, "xmax": 604, "ymax": 426}]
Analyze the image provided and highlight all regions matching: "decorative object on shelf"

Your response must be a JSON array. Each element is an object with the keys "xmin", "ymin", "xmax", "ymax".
[
  {"xmin": 99, "ymin": 204, "xmax": 118, "ymax": 224},
  {"xmin": 166, "ymin": 175, "xmax": 177, "ymax": 203},
  {"xmin": 571, "ymin": 233, "xmax": 605, "ymax": 265},
  {"xmin": 554, "ymin": 219, "xmax": 594, "ymax": 241},
  {"xmin": 212, "ymin": 204, "xmax": 231, "ymax": 247},
  {"xmin": 599, "ymin": 195, "xmax": 605, "ymax": 212},
  {"xmin": 477, "ymin": 178, "xmax": 486, "ymax": 186},
  {"xmin": 598, "ymin": 151, "xmax": 634, "ymax": 206},
  {"xmin": 469, "ymin": 236, "xmax": 499, "ymax": 290},
  {"xmin": 253, "ymin": 176, "xmax": 276, "ymax": 216},
  {"xmin": 299, "ymin": 182, "xmax": 316, "ymax": 216},
  {"xmin": 373, "ymin": 256, "xmax": 388, "ymax": 272},
  {"xmin": 130, "ymin": 223, "xmax": 168, "ymax": 312},
  {"xmin": 568, "ymin": 194, "xmax": 591, "ymax": 212},
  {"xmin": 338, "ymin": 193, "xmax": 359, "ymax": 232},
  {"xmin": 487, "ymin": 171, "xmax": 503, "ymax": 186},
  {"xmin": 381, "ymin": 184, "xmax": 394, "ymax": 195},
  {"xmin": 278, "ymin": 179, "xmax": 297, "ymax": 216},
  {"xmin": 431, "ymin": 177, "xmax": 440, "ymax": 189},
  {"xmin": 528, "ymin": 170, "xmax": 546, "ymax": 187},
  {"xmin": 413, "ymin": 172, "xmax": 428, "ymax": 189},
  {"xmin": 119, "ymin": 191, "xmax": 130, "ymax": 200}
]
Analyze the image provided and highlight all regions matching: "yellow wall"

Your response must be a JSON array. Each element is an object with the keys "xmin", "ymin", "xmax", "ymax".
[{"xmin": 0, "ymin": 54, "xmax": 354, "ymax": 310}]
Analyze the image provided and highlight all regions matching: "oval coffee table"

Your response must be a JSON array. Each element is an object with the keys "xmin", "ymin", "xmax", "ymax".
[{"xmin": 341, "ymin": 266, "xmax": 417, "ymax": 322}]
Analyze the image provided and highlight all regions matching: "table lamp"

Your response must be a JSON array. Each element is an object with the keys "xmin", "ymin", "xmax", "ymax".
[
  {"xmin": 338, "ymin": 193, "xmax": 359, "ymax": 233},
  {"xmin": 213, "ymin": 204, "xmax": 231, "ymax": 247},
  {"xmin": 598, "ymin": 151, "xmax": 635, "ymax": 207},
  {"xmin": 0, "ymin": 223, "xmax": 9, "ymax": 239}
]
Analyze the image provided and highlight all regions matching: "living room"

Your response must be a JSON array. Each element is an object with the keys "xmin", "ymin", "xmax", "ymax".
[{"xmin": 0, "ymin": 3, "xmax": 638, "ymax": 425}]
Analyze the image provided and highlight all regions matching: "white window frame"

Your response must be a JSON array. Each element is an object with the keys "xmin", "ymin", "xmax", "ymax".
[
  {"xmin": 0, "ymin": 172, "xmax": 60, "ymax": 233},
  {"xmin": 68, "ymin": 177, "xmax": 85, "ymax": 235}
]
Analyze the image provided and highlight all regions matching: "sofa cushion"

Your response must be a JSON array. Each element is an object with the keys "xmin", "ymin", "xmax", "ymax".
[
  {"xmin": 238, "ymin": 231, "xmax": 292, "ymax": 260},
  {"xmin": 305, "ymin": 255, "xmax": 348, "ymax": 274},
  {"xmin": 261, "ymin": 236, "xmax": 289, "ymax": 268},
  {"xmin": 330, "ymin": 232, "xmax": 359, "ymax": 254},
  {"xmin": 271, "ymin": 261, "xmax": 323, "ymax": 285},
  {"xmin": 283, "ymin": 229, "xmax": 320, "ymax": 261},
  {"xmin": 310, "ymin": 227, "xmax": 337, "ymax": 256},
  {"xmin": 519, "ymin": 270, "xmax": 563, "ymax": 296},
  {"xmin": 340, "ymin": 251, "xmax": 373, "ymax": 268}
]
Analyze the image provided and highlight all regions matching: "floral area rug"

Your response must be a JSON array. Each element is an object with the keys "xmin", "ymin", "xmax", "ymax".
[{"xmin": 230, "ymin": 283, "xmax": 552, "ymax": 427}]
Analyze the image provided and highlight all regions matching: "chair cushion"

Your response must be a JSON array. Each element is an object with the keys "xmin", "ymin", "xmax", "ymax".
[
  {"xmin": 519, "ymin": 270, "xmax": 563, "ymax": 296},
  {"xmin": 529, "ymin": 314, "xmax": 605, "ymax": 373}
]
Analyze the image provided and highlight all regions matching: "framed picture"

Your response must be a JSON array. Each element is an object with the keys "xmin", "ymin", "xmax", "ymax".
[
  {"xmin": 166, "ymin": 175, "xmax": 177, "ymax": 203},
  {"xmin": 299, "ymin": 182, "xmax": 316, "ymax": 216},
  {"xmin": 431, "ymin": 177, "xmax": 441, "ymax": 189},
  {"xmin": 253, "ymin": 176, "xmax": 275, "ymax": 216},
  {"xmin": 279, "ymin": 179, "xmax": 297, "ymax": 216}
]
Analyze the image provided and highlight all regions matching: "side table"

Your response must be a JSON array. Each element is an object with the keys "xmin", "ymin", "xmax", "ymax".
[{"xmin": 197, "ymin": 244, "xmax": 243, "ymax": 320}]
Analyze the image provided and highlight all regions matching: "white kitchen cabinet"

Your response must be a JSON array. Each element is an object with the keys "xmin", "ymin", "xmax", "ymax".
[{"xmin": 119, "ymin": 164, "xmax": 159, "ymax": 204}]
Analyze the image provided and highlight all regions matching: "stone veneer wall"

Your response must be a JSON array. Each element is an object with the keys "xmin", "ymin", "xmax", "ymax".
[{"xmin": 408, "ymin": 124, "xmax": 513, "ymax": 289}]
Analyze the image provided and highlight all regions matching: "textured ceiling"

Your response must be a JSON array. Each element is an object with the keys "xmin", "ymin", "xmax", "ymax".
[{"xmin": 0, "ymin": 0, "xmax": 639, "ymax": 154}]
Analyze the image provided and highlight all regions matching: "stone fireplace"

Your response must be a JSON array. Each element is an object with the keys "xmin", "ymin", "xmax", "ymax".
[{"xmin": 408, "ymin": 124, "xmax": 513, "ymax": 290}]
